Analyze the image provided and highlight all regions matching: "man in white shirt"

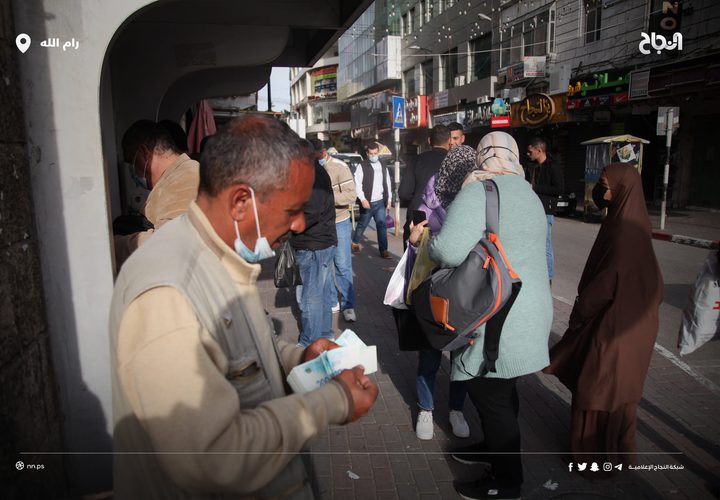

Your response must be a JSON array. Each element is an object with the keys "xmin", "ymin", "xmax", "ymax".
[{"xmin": 351, "ymin": 142, "xmax": 393, "ymax": 259}]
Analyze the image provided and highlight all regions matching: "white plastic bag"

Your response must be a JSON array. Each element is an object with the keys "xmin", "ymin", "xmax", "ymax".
[
  {"xmin": 383, "ymin": 248, "xmax": 409, "ymax": 309},
  {"xmin": 678, "ymin": 251, "xmax": 720, "ymax": 355}
]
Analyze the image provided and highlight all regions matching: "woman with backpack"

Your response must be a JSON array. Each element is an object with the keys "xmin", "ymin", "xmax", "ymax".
[
  {"xmin": 544, "ymin": 163, "xmax": 663, "ymax": 470},
  {"xmin": 410, "ymin": 131, "xmax": 552, "ymax": 500}
]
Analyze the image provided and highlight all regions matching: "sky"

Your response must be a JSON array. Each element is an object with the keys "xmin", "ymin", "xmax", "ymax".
[{"xmin": 256, "ymin": 67, "xmax": 291, "ymax": 112}]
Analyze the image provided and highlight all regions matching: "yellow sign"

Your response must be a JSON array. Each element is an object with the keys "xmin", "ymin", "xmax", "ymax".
[{"xmin": 519, "ymin": 94, "xmax": 555, "ymax": 126}]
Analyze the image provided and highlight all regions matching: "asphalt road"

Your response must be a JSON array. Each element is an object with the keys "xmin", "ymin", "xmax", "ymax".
[{"xmin": 552, "ymin": 215, "xmax": 720, "ymax": 386}]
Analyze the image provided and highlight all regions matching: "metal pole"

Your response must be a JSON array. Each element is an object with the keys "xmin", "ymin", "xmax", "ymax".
[
  {"xmin": 394, "ymin": 127, "xmax": 401, "ymax": 237},
  {"xmin": 660, "ymin": 108, "xmax": 673, "ymax": 230}
]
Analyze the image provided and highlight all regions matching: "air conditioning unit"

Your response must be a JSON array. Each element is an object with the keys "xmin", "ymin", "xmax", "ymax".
[
  {"xmin": 476, "ymin": 95, "xmax": 490, "ymax": 104},
  {"xmin": 454, "ymin": 75, "xmax": 466, "ymax": 87},
  {"xmin": 547, "ymin": 52, "xmax": 558, "ymax": 63}
]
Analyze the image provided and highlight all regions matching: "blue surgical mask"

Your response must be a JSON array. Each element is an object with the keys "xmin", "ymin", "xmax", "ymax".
[
  {"xmin": 233, "ymin": 186, "xmax": 276, "ymax": 263},
  {"xmin": 368, "ymin": 155, "xmax": 379, "ymax": 163},
  {"xmin": 128, "ymin": 150, "xmax": 149, "ymax": 190},
  {"xmin": 318, "ymin": 157, "xmax": 327, "ymax": 167}
]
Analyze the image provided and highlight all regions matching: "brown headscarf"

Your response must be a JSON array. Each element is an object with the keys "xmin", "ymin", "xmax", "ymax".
[{"xmin": 546, "ymin": 163, "xmax": 663, "ymax": 411}]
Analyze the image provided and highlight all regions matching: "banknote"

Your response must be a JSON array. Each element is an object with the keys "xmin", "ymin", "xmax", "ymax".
[{"xmin": 287, "ymin": 329, "xmax": 378, "ymax": 394}]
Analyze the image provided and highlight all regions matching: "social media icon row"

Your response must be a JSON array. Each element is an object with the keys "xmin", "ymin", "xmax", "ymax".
[{"xmin": 568, "ymin": 462, "xmax": 622, "ymax": 472}]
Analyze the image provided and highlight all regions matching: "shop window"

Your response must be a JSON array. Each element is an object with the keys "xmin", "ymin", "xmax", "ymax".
[
  {"xmin": 471, "ymin": 35, "xmax": 491, "ymax": 81},
  {"xmin": 585, "ymin": 0, "xmax": 602, "ymax": 44},
  {"xmin": 404, "ymin": 68, "xmax": 417, "ymax": 97},
  {"xmin": 422, "ymin": 60, "xmax": 434, "ymax": 94},
  {"xmin": 441, "ymin": 48, "xmax": 459, "ymax": 90}
]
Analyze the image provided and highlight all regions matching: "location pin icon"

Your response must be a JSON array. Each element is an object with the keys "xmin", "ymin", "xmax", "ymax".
[{"xmin": 16, "ymin": 33, "xmax": 31, "ymax": 53}]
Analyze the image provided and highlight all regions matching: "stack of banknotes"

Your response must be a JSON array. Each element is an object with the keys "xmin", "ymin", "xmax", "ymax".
[{"xmin": 287, "ymin": 330, "xmax": 378, "ymax": 394}]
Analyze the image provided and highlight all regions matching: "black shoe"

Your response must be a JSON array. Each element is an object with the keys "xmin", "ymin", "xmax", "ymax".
[
  {"xmin": 451, "ymin": 442, "xmax": 491, "ymax": 465},
  {"xmin": 454, "ymin": 479, "xmax": 521, "ymax": 500}
]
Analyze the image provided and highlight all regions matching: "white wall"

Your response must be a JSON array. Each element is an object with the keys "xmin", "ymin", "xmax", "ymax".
[{"xmin": 12, "ymin": 0, "xmax": 158, "ymax": 492}]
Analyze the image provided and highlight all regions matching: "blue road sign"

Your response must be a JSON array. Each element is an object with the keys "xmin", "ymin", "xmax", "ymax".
[{"xmin": 392, "ymin": 96, "xmax": 405, "ymax": 129}]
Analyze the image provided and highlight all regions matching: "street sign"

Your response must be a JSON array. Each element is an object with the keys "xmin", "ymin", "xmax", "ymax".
[
  {"xmin": 392, "ymin": 96, "xmax": 405, "ymax": 129},
  {"xmin": 657, "ymin": 106, "xmax": 679, "ymax": 135}
]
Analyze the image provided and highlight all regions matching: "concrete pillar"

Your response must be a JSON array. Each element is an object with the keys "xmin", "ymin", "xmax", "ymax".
[{"xmin": 11, "ymin": 0, "xmax": 155, "ymax": 493}]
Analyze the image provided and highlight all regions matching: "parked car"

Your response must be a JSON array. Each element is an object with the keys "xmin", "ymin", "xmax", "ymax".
[
  {"xmin": 330, "ymin": 152, "xmax": 364, "ymax": 175},
  {"xmin": 555, "ymin": 192, "xmax": 578, "ymax": 217}
]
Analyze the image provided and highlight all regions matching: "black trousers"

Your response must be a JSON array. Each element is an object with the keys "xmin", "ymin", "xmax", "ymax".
[{"xmin": 464, "ymin": 376, "xmax": 523, "ymax": 486}]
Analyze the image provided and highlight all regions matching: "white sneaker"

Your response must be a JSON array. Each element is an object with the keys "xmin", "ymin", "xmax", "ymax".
[
  {"xmin": 449, "ymin": 410, "xmax": 470, "ymax": 438},
  {"xmin": 331, "ymin": 303, "xmax": 340, "ymax": 313},
  {"xmin": 342, "ymin": 308, "xmax": 357, "ymax": 322},
  {"xmin": 416, "ymin": 410, "xmax": 434, "ymax": 440}
]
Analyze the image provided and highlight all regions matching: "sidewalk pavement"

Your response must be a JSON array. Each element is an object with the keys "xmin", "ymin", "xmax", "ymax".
[
  {"xmin": 647, "ymin": 207, "xmax": 719, "ymax": 249},
  {"xmin": 256, "ymin": 224, "xmax": 720, "ymax": 499}
]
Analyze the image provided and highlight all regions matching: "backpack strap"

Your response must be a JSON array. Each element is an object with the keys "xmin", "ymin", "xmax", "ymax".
[{"xmin": 483, "ymin": 180, "xmax": 500, "ymax": 236}]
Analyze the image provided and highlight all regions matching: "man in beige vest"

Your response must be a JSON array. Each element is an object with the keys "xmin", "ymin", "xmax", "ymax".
[
  {"xmin": 110, "ymin": 115, "xmax": 378, "ymax": 499},
  {"xmin": 113, "ymin": 120, "xmax": 200, "ymax": 268}
]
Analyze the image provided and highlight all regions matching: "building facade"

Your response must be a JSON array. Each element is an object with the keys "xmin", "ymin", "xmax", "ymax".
[
  {"xmin": 290, "ymin": 44, "xmax": 352, "ymax": 148},
  {"xmin": 387, "ymin": 0, "xmax": 720, "ymax": 208}
]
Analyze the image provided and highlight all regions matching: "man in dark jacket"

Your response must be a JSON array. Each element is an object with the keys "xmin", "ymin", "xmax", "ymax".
[
  {"xmin": 292, "ymin": 139, "xmax": 338, "ymax": 346},
  {"xmin": 525, "ymin": 137, "xmax": 564, "ymax": 282},
  {"xmin": 398, "ymin": 125, "xmax": 451, "ymax": 248},
  {"xmin": 351, "ymin": 142, "xmax": 393, "ymax": 258}
]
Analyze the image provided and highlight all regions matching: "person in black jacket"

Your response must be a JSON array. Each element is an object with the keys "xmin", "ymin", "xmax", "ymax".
[
  {"xmin": 292, "ymin": 139, "xmax": 338, "ymax": 347},
  {"xmin": 525, "ymin": 137, "xmax": 564, "ymax": 283},
  {"xmin": 398, "ymin": 125, "xmax": 451, "ymax": 248}
]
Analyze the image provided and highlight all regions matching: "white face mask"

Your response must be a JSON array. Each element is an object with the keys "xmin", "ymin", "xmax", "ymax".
[
  {"xmin": 233, "ymin": 186, "xmax": 275, "ymax": 263},
  {"xmin": 128, "ymin": 150, "xmax": 149, "ymax": 190}
]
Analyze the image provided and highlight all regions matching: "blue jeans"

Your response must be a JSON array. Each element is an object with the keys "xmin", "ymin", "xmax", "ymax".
[
  {"xmin": 296, "ymin": 246, "xmax": 336, "ymax": 347},
  {"xmin": 352, "ymin": 200, "xmax": 388, "ymax": 253},
  {"xmin": 416, "ymin": 349, "xmax": 466, "ymax": 411},
  {"xmin": 546, "ymin": 214, "xmax": 554, "ymax": 280},
  {"xmin": 334, "ymin": 218, "xmax": 355, "ymax": 310}
]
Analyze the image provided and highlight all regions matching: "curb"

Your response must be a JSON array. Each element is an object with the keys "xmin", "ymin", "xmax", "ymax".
[{"xmin": 652, "ymin": 230, "xmax": 719, "ymax": 250}]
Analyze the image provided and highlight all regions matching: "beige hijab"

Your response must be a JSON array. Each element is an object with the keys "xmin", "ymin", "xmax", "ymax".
[{"xmin": 463, "ymin": 131, "xmax": 525, "ymax": 187}]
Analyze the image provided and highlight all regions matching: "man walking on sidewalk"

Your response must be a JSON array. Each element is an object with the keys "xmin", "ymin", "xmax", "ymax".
[
  {"xmin": 315, "ymin": 139, "xmax": 358, "ymax": 323},
  {"xmin": 351, "ymin": 142, "xmax": 393, "ymax": 259},
  {"xmin": 526, "ymin": 137, "xmax": 564, "ymax": 283},
  {"xmin": 293, "ymin": 140, "xmax": 338, "ymax": 347}
]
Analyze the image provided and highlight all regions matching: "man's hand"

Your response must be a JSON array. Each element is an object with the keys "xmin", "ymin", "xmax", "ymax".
[
  {"xmin": 387, "ymin": 202, "xmax": 392, "ymax": 210},
  {"xmin": 408, "ymin": 219, "xmax": 429, "ymax": 247},
  {"xmin": 361, "ymin": 199, "xmax": 370, "ymax": 209},
  {"xmin": 334, "ymin": 366, "xmax": 379, "ymax": 422},
  {"xmin": 302, "ymin": 338, "xmax": 339, "ymax": 362}
]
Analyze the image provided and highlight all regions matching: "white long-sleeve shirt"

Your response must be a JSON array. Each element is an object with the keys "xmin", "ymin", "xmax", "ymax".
[{"xmin": 354, "ymin": 159, "xmax": 392, "ymax": 203}]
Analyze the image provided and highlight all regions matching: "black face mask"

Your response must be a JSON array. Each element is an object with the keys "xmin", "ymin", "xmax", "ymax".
[{"xmin": 592, "ymin": 182, "xmax": 610, "ymax": 209}]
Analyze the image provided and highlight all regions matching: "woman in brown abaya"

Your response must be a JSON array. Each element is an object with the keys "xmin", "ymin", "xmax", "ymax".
[{"xmin": 545, "ymin": 162, "xmax": 663, "ymax": 468}]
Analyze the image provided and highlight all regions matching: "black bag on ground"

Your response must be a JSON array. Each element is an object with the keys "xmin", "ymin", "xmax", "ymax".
[
  {"xmin": 274, "ymin": 240, "xmax": 302, "ymax": 288},
  {"xmin": 410, "ymin": 179, "xmax": 522, "ymax": 373}
]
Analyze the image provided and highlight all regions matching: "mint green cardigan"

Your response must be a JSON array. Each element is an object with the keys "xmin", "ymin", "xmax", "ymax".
[{"xmin": 428, "ymin": 176, "xmax": 552, "ymax": 381}]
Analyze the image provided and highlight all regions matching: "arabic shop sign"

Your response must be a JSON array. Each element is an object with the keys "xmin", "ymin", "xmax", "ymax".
[
  {"xmin": 311, "ymin": 66, "xmax": 337, "ymax": 97},
  {"xmin": 405, "ymin": 96, "xmax": 428, "ymax": 128},
  {"xmin": 566, "ymin": 92, "xmax": 628, "ymax": 110},
  {"xmin": 463, "ymin": 98, "xmax": 510, "ymax": 129},
  {"xmin": 518, "ymin": 94, "xmax": 554, "ymax": 126},
  {"xmin": 567, "ymin": 71, "xmax": 630, "ymax": 98},
  {"xmin": 504, "ymin": 57, "xmax": 547, "ymax": 84}
]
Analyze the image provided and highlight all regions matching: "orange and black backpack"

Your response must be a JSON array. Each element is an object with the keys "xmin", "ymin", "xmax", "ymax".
[{"xmin": 410, "ymin": 179, "xmax": 522, "ymax": 374}]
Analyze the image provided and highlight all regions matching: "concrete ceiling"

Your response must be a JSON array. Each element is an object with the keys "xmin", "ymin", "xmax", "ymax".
[{"xmin": 109, "ymin": 0, "xmax": 371, "ymax": 127}]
